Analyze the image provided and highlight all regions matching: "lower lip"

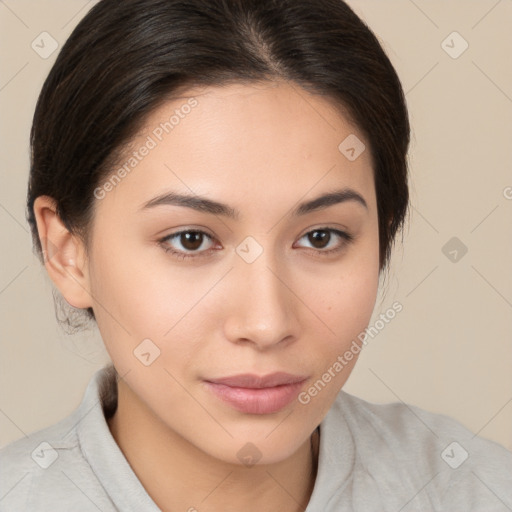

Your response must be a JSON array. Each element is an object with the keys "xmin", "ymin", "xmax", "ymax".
[{"xmin": 204, "ymin": 380, "xmax": 306, "ymax": 414}]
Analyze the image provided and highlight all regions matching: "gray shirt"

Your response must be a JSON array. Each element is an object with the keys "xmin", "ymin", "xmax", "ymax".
[{"xmin": 1, "ymin": 366, "xmax": 511, "ymax": 511}]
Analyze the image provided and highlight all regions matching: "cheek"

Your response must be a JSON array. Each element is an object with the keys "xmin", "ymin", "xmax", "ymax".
[
  {"xmin": 87, "ymin": 235, "xmax": 176, "ymax": 355},
  {"xmin": 303, "ymin": 241, "xmax": 380, "ymax": 402},
  {"xmin": 312, "ymin": 242, "xmax": 380, "ymax": 340},
  {"xmin": 89, "ymin": 216, "xmax": 379, "ymax": 372},
  {"xmin": 298, "ymin": 259, "xmax": 379, "ymax": 412},
  {"xmin": 312, "ymin": 280, "xmax": 378, "ymax": 380},
  {"xmin": 88, "ymin": 232, "xmax": 216, "ymax": 379},
  {"xmin": 333, "ymin": 266, "xmax": 379, "ymax": 336}
]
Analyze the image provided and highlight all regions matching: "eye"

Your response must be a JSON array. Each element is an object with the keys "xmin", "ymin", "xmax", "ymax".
[
  {"xmin": 158, "ymin": 227, "xmax": 354, "ymax": 261},
  {"xmin": 295, "ymin": 227, "xmax": 354, "ymax": 255},
  {"xmin": 159, "ymin": 230, "xmax": 217, "ymax": 260}
]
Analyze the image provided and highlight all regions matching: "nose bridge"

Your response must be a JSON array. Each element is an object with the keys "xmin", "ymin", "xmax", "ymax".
[{"xmin": 224, "ymin": 242, "xmax": 296, "ymax": 348}]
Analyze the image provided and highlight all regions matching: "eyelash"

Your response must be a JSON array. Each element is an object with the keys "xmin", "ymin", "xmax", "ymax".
[{"xmin": 158, "ymin": 227, "xmax": 354, "ymax": 261}]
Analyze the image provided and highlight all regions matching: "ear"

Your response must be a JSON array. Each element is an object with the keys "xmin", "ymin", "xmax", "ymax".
[{"xmin": 33, "ymin": 195, "xmax": 93, "ymax": 309}]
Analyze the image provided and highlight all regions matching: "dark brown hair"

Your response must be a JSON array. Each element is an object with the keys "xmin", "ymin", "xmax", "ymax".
[{"xmin": 27, "ymin": 0, "xmax": 410, "ymax": 328}]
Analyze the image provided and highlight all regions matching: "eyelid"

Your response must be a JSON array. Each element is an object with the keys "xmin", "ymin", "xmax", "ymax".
[
  {"xmin": 294, "ymin": 227, "xmax": 354, "ymax": 251},
  {"xmin": 158, "ymin": 226, "xmax": 354, "ymax": 260},
  {"xmin": 158, "ymin": 229, "xmax": 217, "ymax": 258}
]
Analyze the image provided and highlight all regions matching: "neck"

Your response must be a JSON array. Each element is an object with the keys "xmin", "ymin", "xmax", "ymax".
[{"xmin": 107, "ymin": 377, "xmax": 319, "ymax": 512}]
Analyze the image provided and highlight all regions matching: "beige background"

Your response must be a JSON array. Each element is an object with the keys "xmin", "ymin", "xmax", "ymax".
[{"xmin": 1, "ymin": 0, "xmax": 511, "ymax": 451}]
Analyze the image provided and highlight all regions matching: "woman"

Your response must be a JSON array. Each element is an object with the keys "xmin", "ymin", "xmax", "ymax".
[{"xmin": 1, "ymin": 0, "xmax": 511, "ymax": 510}]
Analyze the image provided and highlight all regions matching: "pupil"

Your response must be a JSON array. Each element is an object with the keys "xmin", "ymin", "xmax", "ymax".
[
  {"xmin": 182, "ymin": 232, "xmax": 202, "ymax": 250},
  {"xmin": 309, "ymin": 230, "xmax": 329, "ymax": 249}
]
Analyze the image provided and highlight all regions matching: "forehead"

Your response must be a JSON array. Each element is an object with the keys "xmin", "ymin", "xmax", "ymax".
[{"xmin": 97, "ymin": 81, "xmax": 375, "ymax": 216}]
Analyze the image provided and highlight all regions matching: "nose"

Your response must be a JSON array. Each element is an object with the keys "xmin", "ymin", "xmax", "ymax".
[{"xmin": 222, "ymin": 250, "xmax": 299, "ymax": 350}]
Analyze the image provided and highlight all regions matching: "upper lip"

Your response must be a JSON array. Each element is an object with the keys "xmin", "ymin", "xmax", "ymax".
[{"xmin": 205, "ymin": 372, "xmax": 308, "ymax": 389}]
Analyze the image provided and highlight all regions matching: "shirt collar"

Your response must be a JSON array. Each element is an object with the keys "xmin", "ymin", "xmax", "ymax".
[
  {"xmin": 76, "ymin": 365, "xmax": 353, "ymax": 510},
  {"xmin": 76, "ymin": 366, "xmax": 161, "ymax": 511}
]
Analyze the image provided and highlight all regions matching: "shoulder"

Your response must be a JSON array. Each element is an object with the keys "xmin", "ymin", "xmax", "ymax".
[
  {"xmin": 0, "ymin": 412, "xmax": 86, "ymax": 510},
  {"xmin": 336, "ymin": 390, "xmax": 512, "ymax": 462},
  {"xmin": 0, "ymin": 368, "xmax": 117, "ymax": 512},
  {"xmin": 332, "ymin": 391, "xmax": 512, "ymax": 509}
]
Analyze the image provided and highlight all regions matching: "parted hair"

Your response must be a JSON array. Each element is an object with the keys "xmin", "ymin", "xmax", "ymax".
[{"xmin": 27, "ymin": 0, "xmax": 410, "ymax": 329}]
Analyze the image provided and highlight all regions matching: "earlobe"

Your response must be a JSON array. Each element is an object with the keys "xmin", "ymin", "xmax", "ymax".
[{"xmin": 33, "ymin": 195, "xmax": 93, "ymax": 309}]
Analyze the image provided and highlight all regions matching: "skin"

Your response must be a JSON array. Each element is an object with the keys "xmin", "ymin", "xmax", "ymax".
[{"xmin": 34, "ymin": 80, "xmax": 381, "ymax": 512}]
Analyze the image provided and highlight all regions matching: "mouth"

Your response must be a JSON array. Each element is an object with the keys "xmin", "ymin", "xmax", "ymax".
[{"xmin": 203, "ymin": 372, "xmax": 308, "ymax": 415}]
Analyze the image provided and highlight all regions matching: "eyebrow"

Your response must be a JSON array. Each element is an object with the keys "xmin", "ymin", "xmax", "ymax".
[{"xmin": 139, "ymin": 187, "xmax": 368, "ymax": 219}]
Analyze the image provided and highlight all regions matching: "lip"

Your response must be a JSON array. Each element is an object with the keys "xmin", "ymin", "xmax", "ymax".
[{"xmin": 203, "ymin": 372, "xmax": 308, "ymax": 414}]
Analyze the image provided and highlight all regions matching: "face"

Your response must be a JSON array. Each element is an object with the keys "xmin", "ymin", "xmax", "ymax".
[{"xmin": 85, "ymin": 81, "xmax": 380, "ymax": 465}]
